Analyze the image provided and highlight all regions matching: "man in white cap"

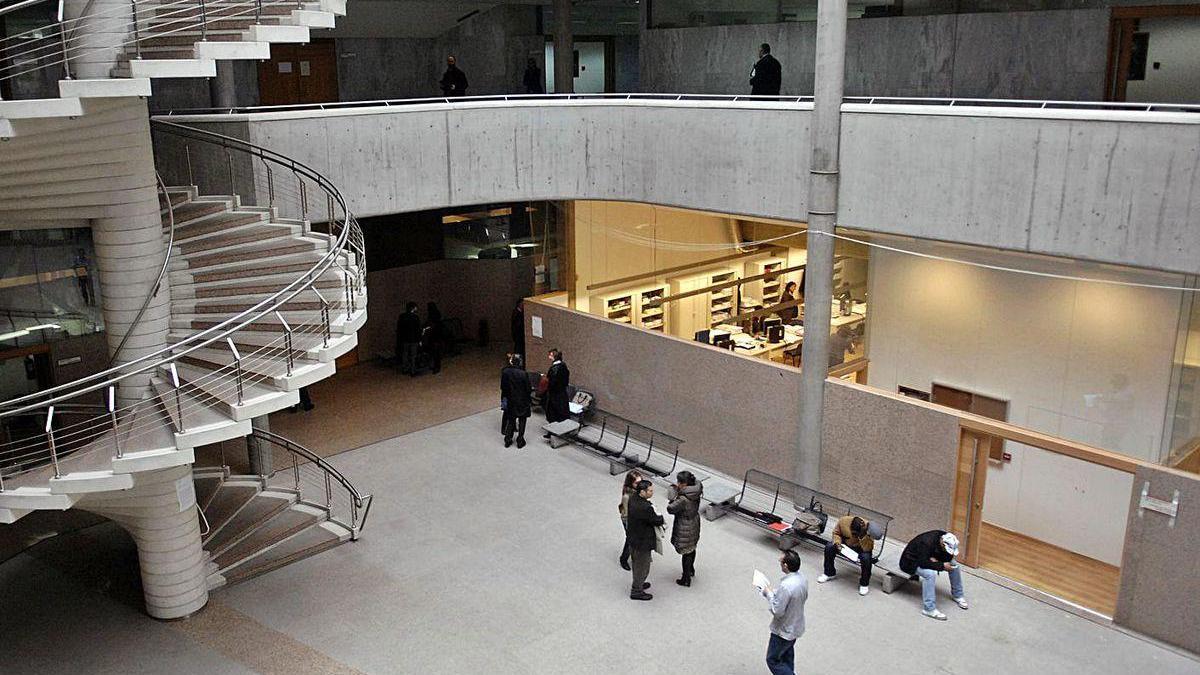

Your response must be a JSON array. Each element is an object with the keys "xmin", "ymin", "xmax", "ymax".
[{"xmin": 899, "ymin": 530, "xmax": 969, "ymax": 620}]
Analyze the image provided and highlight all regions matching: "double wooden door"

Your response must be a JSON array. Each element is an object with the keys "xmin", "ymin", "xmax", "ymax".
[{"xmin": 257, "ymin": 39, "xmax": 339, "ymax": 106}]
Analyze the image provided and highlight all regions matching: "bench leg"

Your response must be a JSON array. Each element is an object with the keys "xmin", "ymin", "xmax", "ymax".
[
  {"xmin": 548, "ymin": 435, "xmax": 571, "ymax": 449},
  {"xmin": 881, "ymin": 572, "xmax": 910, "ymax": 594},
  {"xmin": 702, "ymin": 503, "xmax": 729, "ymax": 522}
]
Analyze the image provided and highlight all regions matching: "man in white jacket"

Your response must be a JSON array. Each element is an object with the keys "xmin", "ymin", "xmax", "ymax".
[{"xmin": 760, "ymin": 549, "xmax": 808, "ymax": 675}]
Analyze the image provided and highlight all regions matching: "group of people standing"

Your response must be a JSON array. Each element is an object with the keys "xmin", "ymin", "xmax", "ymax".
[
  {"xmin": 617, "ymin": 470, "xmax": 704, "ymax": 600},
  {"xmin": 497, "ymin": 347, "xmax": 570, "ymax": 449},
  {"xmin": 394, "ymin": 301, "xmax": 445, "ymax": 375},
  {"xmin": 438, "ymin": 56, "xmax": 547, "ymax": 98}
]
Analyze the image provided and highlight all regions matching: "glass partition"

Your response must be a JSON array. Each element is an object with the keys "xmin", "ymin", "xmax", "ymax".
[{"xmin": 0, "ymin": 227, "xmax": 104, "ymax": 349}]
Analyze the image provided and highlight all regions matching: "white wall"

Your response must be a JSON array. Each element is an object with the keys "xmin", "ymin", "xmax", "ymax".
[
  {"xmin": 545, "ymin": 41, "xmax": 607, "ymax": 94},
  {"xmin": 865, "ymin": 244, "xmax": 1183, "ymax": 564},
  {"xmin": 1125, "ymin": 17, "xmax": 1200, "ymax": 104}
]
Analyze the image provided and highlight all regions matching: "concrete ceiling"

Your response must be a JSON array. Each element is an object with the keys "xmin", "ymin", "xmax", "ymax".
[{"xmin": 328, "ymin": 0, "xmax": 640, "ymax": 39}]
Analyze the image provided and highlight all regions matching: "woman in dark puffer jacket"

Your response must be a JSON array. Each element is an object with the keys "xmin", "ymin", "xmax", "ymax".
[{"xmin": 667, "ymin": 470, "xmax": 703, "ymax": 587}]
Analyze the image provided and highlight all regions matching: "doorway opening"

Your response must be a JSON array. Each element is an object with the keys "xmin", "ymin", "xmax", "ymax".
[
  {"xmin": 1105, "ymin": 5, "xmax": 1200, "ymax": 103},
  {"xmin": 544, "ymin": 37, "xmax": 616, "ymax": 93},
  {"xmin": 257, "ymin": 38, "xmax": 339, "ymax": 106}
]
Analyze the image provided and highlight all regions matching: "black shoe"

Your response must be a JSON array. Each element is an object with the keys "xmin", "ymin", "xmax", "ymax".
[
  {"xmin": 676, "ymin": 577, "xmax": 691, "ymax": 587},
  {"xmin": 643, "ymin": 582, "xmax": 651, "ymax": 590},
  {"xmin": 504, "ymin": 438, "xmax": 512, "ymax": 448},
  {"xmin": 630, "ymin": 592, "xmax": 653, "ymax": 601},
  {"xmin": 619, "ymin": 559, "xmax": 631, "ymax": 571},
  {"xmin": 516, "ymin": 438, "xmax": 526, "ymax": 449},
  {"xmin": 543, "ymin": 433, "xmax": 551, "ymax": 440}
]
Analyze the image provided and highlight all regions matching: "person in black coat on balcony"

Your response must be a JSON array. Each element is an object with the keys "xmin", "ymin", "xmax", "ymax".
[
  {"xmin": 424, "ymin": 302, "xmax": 444, "ymax": 374},
  {"xmin": 522, "ymin": 58, "xmax": 544, "ymax": 94},
  {"xmin": 500, "ymin": 353, "xmax": 532, "ymax": 448},
  {"xmin": 440, "ymin": 56, "xmax": 469, "ymax": 97},
  {"xmin": 541, "ymin": 348, "xmax": 570, "ymax": 437},
  {"xmin": 750, "ymin": 43, "xmax": 782, "ymax": 96},
  {"xmin": 395, "ymin": 301, "xmax": 422, "ymax": 375}
]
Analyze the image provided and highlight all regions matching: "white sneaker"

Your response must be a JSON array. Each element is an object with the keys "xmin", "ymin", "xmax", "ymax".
[
  {"xmin": 859, "ymin": 585, "xmax": 869, "ymax": 596},
  {"xmin": 922, "ymin": 608, "xmax": 948, "ymax": 621},
  {"xmin": 817, "ymin": 574, "xmax": 835, "ymax": 584},
  {"xmin": 954, "ymin": 597, "xmax": 969, "ymax": 610}
]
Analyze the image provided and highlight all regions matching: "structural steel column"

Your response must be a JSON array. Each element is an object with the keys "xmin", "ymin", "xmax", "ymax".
[
  {"xmin": 553, "ymin": 0, "xmax": 574, "ymax": 94},
  {"xmin": 209, "ymin": 61, "xmax": 238, "ymax": 109},
  {"xmin": 796, "ymin": 0, "xmax": 848, "ymax": 488}
]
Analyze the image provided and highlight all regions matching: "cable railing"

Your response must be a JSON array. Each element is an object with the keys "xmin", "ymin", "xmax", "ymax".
[
  {"xmin": 249, "ymin": 428, "xmax": 373, "ymax": 537},
  {"xmin": 156, "ymin": 92, "xmax": 1200, "ymax": 117},
  {"xmin": 0, "ymin": 118, "xmax": 364, "ymax": 490}
]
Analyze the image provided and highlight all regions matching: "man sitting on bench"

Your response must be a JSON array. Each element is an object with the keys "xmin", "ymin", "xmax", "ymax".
[
  {"xmin": 817, "ymin": 516, "xmax": 875, "ymax": 596},
  {"xmin": 899, "ymin": 530, "xmax": 969, "ymax": 621}
]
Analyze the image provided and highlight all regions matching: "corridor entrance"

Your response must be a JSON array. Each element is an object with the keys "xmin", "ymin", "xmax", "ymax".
[{"xmin": 257, "ymin": 39, "xmax": 339, "ymax": 106}]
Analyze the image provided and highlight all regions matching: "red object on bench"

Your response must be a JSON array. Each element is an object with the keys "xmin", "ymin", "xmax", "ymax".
[{"xmin": 767, "ymin": 522, "xmax": 790, "ymax": 533}]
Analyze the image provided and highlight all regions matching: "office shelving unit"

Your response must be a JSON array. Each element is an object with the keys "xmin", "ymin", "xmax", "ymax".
[
  {"xmin": 592, "ymin": 291, "xmax": 635, "ymax": 325},
  {"xmin": 709, "ymin": 270, "xmax": 737, "ymax": 328},
  {"xmin": 746, "ymin": 258, "xmax": 786, "ymax": 307},
  {"xmin": 638, "ymin": 286, "xmax": 668, "ymax": 332}
]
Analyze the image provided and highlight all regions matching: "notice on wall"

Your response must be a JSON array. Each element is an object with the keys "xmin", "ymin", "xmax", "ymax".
[
  {"xmin": 531, "ymin": 316, "xmax": 543, "ymax": 338},
  {"xmin": 278, "ymin": 62, "xmax": 292, "ymax": 74},
  {"xmin": 175, "ymin": 474, "xmax": 196, "ymax": 513},
  {"xmin": 300, "ymin": 60, "xmax": 311, "ymax": 77}
]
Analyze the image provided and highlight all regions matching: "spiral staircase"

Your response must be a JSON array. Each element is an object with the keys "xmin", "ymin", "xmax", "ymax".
[{"xmin": 0, "ymin": 0, "xmax": 371, "ymax": 620}]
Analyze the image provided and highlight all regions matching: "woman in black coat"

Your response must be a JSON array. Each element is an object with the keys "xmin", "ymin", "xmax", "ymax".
[
  {"xmin": 500, "ymin": 354, "xmax": 532, "ymax": 448},
  {"xmin": 542, "ymin": 348, "xmax": 571, "ymax": 431}
]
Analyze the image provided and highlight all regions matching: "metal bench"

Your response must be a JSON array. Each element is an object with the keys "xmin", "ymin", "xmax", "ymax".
[{"xmin": 546, "ymin": 408, "xmax": 684, "ymax": 479}]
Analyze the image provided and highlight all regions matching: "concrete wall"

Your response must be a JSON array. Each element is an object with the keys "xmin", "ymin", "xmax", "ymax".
[
  {"xmin": 162, "ymin": 100, "xmax": 1200, "ymax": 276},
  {"xmin": 524, "ymin": 297, "xmax": 960, "ymax": 541},
  {"xmin": 1114, "ymin": 463, "xmax": 1200, "ymax": 654},
  {"xmin": 640, "ymin": 9, "xmax": 1109, "ymax": 100},
  {"xmin": 335, "ymin": 38, "xmax": 439, "ymax": 101},
  {"xmin": 357, "ymin": 257, "xmax": 535, "ymax": 359}
]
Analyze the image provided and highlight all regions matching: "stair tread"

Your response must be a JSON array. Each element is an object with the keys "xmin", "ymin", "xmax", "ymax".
[
  {"xmin": 194, "ymin": 475, "xmax": 223, "ymax": 510},
  {"xmin": 201, "ymin": 483, "xmax": 259, "ymax": 542},
  {"xmin": 167, "ymin": 361, "xmax": 291, "ymax": 407},
  {"xmin": 174, "ymin": 213, "xmax": 267, "ymax": 240},
  {"xmin": 177, "ymin": 223, "xmax": 293, "ymax": 253},
  {"xmin": 179, "ymin": 346, "xmax": 322, "ymax": 379},
  {"xmin": 204, "ymin": 490, "xmax": 295, "ymax": 555},
  {"xmin": 222, "ymin": 520, "xmax": 346, "ymax": 584},
  {"xmin": 212, "ymin": 503, "xmax": 323, "ymax": 569},
  {"xmin": 172, "ymin": 201, "xmax": 230, "ymax": 224}
]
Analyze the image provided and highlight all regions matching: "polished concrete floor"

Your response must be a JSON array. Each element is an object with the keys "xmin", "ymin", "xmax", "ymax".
[{"xmin": 2, "ymin": 410, "xmax": 1198, "ymax": 674}]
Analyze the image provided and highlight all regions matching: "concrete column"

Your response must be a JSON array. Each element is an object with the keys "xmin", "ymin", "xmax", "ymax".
[
  {"xmin": 81, "ymin": 464, "xmax": 209, "ymax": 620},
  {"xmin": 247, "ymin": 415, "xmax": 272, "ymax": 476},
  {"xmin": 553, "ymin": 0, "xmax": 574, "ymax": 94},
  {"xmin": 64, "ymin": 0, "xmax": 133, "ymax": 80},
  {"xmin": 209, "ymin": 61, "xmax": 238, "ymax": 109},
  {"xmin": 796, "ymin": 0, "xmax": 848, "ymax": 488}
]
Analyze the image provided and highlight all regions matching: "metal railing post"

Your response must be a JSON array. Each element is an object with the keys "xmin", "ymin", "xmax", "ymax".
[
  {"xmin": 326, "ymin": 195, "xmax": 335, "ymax": 252},
  {"xmin": 225, "ymin": 146, "xmax": 235, "ymax": 195},
  {"xmin": 185, "ymin": 144, "xmax": 194, "ymax": 187},
  {"xmin": 168, "ymin": 363, "xmax": 185, "ymax": 432},
  {"xmin": 255, "ymin": 0, "xmax": 262, "ymax": 23},
  {"xmin": 312, "ymin": 287, "xmax": 330, "ymax": 347},
  {"xmin": 265, "ymin": 163, "xmax": 275, "ymax": 210},
  {"xmin": 351, "ymin": 497, "xmax": 358, "ymax": 529},
  {"xmin": 0, "ymin": 467, "xmax": 4, "ymax": 492},
  {"xmin": 46, "ymin": 406, "xmax": 60, "ymax": 478},
  {"xmin": 298, "ymin": 178, "xmax": 309, "ymax": 221},
  {"xmin": 108, "ymin": 386, "xmax": 122, "ymax": 458},
  {"xmin": 325, "ymin": 472, "xmax": 332, "ymax": 509},
  {"xmin": 292, "ymin": 451, "xmax": 300, "ymax": 491},
  {"xmin": 275, "ymin": 311, "xmax": 293, "ymax": 376},
  {"xmin": 57, "ymin": 0, "xmax": 71, "ymax": 80},
  {"xmin": 130, "ymin": 0, "xmax": 142, "ymax": 59},
  {"xmin": 227, "ymin": 337, "xmax": 244, "ymax": 405},
  {"xmin": 344, "ymin": 272, "xmax": 353, "ymax": 320},
  {"xmin": 198, "ymin": 0, "xmax": 208, "ymax": 41}
]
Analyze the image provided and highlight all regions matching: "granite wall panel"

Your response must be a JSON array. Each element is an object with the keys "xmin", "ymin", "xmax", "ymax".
[
  {"xmin": 525, "ymin": 298, "xmax": 960, "ymax": 540},
  {"xmin": 1114, "ymin": 464, "xmax": 1200, "ymax": 654}
]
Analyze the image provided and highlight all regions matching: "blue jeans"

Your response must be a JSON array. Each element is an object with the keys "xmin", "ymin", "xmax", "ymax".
[
  {"xmin": 917, "ymin": 566, "xmax": 964, "ymax": 611},
  {"xmin": 766, "ymin": 633, "xmax": 795, "ymax": 675}
]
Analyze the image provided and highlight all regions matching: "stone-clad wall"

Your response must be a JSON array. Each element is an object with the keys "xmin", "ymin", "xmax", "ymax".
[{"xmin": 641, "ymin": 9, "xmax": 1109, "ymax": 101}]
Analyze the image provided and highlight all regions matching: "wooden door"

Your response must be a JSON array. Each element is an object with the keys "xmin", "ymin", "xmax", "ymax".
[
  {"xmin": 933, "ymin": 383, "xmax": 1009, "ymax": 460},
  {"xmin": 950, "ymin": 428, "xmax": 992, "ymax": 568},
  {"xmin": 258, "ymin": 39, "xmax": 339, "ymax": 105}
]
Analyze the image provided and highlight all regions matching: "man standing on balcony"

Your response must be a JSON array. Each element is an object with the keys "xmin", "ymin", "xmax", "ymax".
[
  {"xmin": 395, "ymin": 302, "xmax": 422, "ymax": 376},
  {"xmin": 750, "ymin": 43, "xmax": 782, "ymax": 96},
  {"xmin": 440, "ymin": 56, "xmax": 469, "ymax": 97}
]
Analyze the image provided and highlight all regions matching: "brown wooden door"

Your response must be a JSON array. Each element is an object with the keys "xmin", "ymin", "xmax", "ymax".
[
  {"xmin": 950, "ymin": 428, "xmax": 992, "ymax": 568},
  {"xmin": 258, "ymin": 39, "xmax": 339, "ymax": 106}
]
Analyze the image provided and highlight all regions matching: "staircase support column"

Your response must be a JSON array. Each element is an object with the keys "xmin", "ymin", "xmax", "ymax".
[
  {"xmin": 91, "ymin": 106, "xmax": 171, "ymax": 407},
  {"xmin": 209, "ymin": 61, "xmax": 239, "ymax": 109},
  {"xmin": 553, "ymin": 0, "xmax": 574, "ymax": 94},
  {"xmin": 64, "ymin": 0, "xmax": 133, "ymax": 80},
  {"xmin": 80, "ymin": 464, "xmax": 209, "ymax": 620},
  {"xmin": 247, "ymin": 415, "xmax": 272, "ymax": 476}
]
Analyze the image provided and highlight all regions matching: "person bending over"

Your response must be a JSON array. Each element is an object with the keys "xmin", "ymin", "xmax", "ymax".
[
  {"xmin": 899, "ymin": 530, "xmax": 969, "ymax": 621},
  {"xmin": 818, "ymin": 515, "xmax": 875, "ymax": 595}
]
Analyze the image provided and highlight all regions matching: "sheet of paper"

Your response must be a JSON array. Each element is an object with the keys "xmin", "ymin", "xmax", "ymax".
[{"xmin": 753, "ymin": 569, "xmax": 770, "ymax": 592}]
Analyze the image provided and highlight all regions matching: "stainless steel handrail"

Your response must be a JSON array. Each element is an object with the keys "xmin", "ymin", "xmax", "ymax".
[
  {"xmin": 248, "ymin": 428, "xmax": 374, "ymax": 536},
  {"xmin": 106, "ymin": 171, "xmax": 175, "ymax": 368},
  {"xmin": 159, "ymin": 92, "xmax": 1200, "ymax": 116},
  {"xmin": 0, "ymin": 119, "xmax": 360, "ymax": 420}
]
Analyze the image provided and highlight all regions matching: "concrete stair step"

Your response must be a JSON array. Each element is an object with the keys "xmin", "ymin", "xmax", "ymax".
[
  {"xmin": 172, "ymin": 212, "xmax": 269, "ymax": 241},
  {"xmin": 176, "ymin": 223, "xmax": 297, "ymax": 255},
  {"xmin": 203, "ymin": 488, "xmax": 296, "ymax": 557},
  {"xmin": 162, "ymin": 361, "xmax": 297, "ymax": 421},
  {"xmin": 220, "ymin": 519, "xmax": 350, "ymax": 585},
  {"xmin": 176, "ymin": 252, "xmax": 328, "ymax": 285},
  {"xmin": 178, "ymin": 347, "xmax": 333, "ymax": 390},
  {"xmin": 139, "ymin": 32, "xmax": 246, "ymax": 48},
  {"xmin": 58, "ymin": 78, "xmax": 153, "ymax": 98},
  {"xmin": 176, "ymin": 306, "xmax": 366, "ymax": 337},
  {"xmin": 170, "ymin": 200, "xmax": 231, "ymax": 225},
  {"xmin": 153, "ymin": 2, "xmax": 296, "ymax": 18},
  {"xmin": 129, "ymin": 58, "xmax": 217, "ymax": 78},
  {"xmin": 195, "ymin": 41, "xmax": 270, "ymax": 60},
  {"xmin": 200, "ymin": 480, "xmax": 260, "ymax": 544},
  {"xmin": 150, "ymin": 375, "xmax": 251, "ymax": 449},
  {"xmin": 168, "ymin": 328, "xmax": 357, "ymax": 363},
  {"xmin": 211, "ymin": 502, "xmax": 325, "ymax": 570},
  {"xmin": 173, "ymin": 241, "xmax": 321, "ymax": 274},
  {"xmin": 189, "ymin": 275, "xmax": 344, "ymax": 299}
]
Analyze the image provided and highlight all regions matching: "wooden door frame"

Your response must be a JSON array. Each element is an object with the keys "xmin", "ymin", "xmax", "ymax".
[
  {"xmin": 1105, "ymin": 5, "xmax": 1200, "ymax": 102},
  {"xmin": 951, "ymin": 428, "xmax": 991, "ymax": 568}
]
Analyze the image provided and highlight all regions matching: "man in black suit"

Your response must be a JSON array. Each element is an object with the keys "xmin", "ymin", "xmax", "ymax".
[
  {"xmin": 626, "ymin": 480, "xmax": 664, "ymax": 601},
  {"xmin": 750, "ymin": 43, "xmax": 782, "ymax": 96},
  {"xmin": 500, "ymin": 354, "xmax": 532, "ymax": 448},
  {"xmin": 395, "ymin": 302, "xmax": 422, "ymax": 375},
  {"xmin": 440, "ymin": 56, "xmax": 469, "ymax": 97},
  {"xmin": 541, "ymin": 348, "xmax": 571, "ymax": 438}
]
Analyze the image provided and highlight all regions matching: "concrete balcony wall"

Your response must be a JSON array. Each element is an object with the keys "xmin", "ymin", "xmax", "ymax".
[{"xmin": 161, "ymin": 99, "xmax": 1200, "ymax": 275}]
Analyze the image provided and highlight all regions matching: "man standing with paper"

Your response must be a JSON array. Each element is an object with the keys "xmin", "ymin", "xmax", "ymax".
[{"xmin": 757, "ymin": 550, "xmax": 808, "ymax": 675}]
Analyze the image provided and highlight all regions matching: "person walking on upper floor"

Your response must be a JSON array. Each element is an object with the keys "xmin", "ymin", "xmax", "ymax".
[
  {"xmin": 541, "ymin": 348, "xmax": 570, "ymax": 437},
  {"xmin": 626, "ymin": 479, "xmax": 663, "ymax": 601},
  {"xmin": 618, "ymin": 469, "xmax": 644, "ymax": 571},
  {"xmin": 817, "ymin": 515, "xmax": 875, "ymax": 596},
  {"xmin": 667, "ymin": 470, "xmax": 702, "ymax": 587},
  {"xmin": 511, "ymin": 300, "xmax": 526, "ymax": 365},
  {"xmin": 750, "ymin": 43, "xmax": 782, "ymax": 96},
  {"xmin": 440, "ymin": 56, "xmax": 469, "ymax": 97},
  {"xmin": 760, "ymin": 549, "xmax": 808, "ymax": 675},
  {"xmin": 500, "ymin": 353, "xmax": 532, "ymax": 448},
  {"xmin": 899, "ymin": 530, "xmax": 969, "ymax": 621},
  {"xmin": 523, "ymin": 58, "xmax": 544, "ymax": 94},
  {"xmin": 395, "ymin": 302, "xmax": 422, "ymax": 376}
]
